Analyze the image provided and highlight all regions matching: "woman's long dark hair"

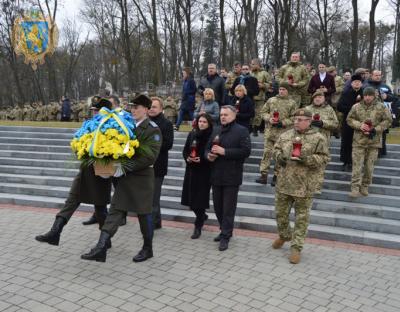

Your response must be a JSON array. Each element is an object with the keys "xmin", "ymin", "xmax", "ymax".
[{"xmin": 194, "ymin": 113, "xmax": 214, "ymax": 132}]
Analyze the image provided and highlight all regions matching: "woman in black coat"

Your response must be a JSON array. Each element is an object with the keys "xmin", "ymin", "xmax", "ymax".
[
  {"xmin": 181, "ymin": 113, "xmax": 213, "ymax": 239},
  {"xmin": 230, "ymin": 84, "xmax": 255, "ymax": 131}
]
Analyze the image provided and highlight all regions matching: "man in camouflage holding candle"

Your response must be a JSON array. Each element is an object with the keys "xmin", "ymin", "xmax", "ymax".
[
  {"xmin": 256, "ymin": 82, "xmax": 296, "ymax": 185},
  {"xmin": 306, "ymin": 90, "xmax": 338, "ymax": 194},
  {"xmin": 346, "ymin": 87, "xmax": 392, "ymax": 198},
  {"xmin": 272, "ymin": 108, "xmax": 330, "ymax": 264}
]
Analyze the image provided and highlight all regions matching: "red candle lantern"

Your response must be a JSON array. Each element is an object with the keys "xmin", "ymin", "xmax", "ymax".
[
  {"xmin": 313, "ymin": 113, "xmax": 320, "ymax": 121},
  {"xmin": 273, "ymin": 111, "xmax": 280, "ymax": 122},
  {"xmin": 365, "ymin": 119, "xmax": 372, "ymax": 131},
  {"xmin": 235, "ymin": 100, "xmax": 240, "ymax": 112},
  {"xmin": 190, "ymin": 139, "xmax": 198, "ymax": 158},
  {"xmin": 287, "ymin": 74, "xmax": 294, "ymax": 83},
  {"xmin": 212, "ymin": 135, "xmax": 220, "ymax": 149},
  {"xmin": 291, "ymin": 137, "xmax": 302, "ymax": 158}
]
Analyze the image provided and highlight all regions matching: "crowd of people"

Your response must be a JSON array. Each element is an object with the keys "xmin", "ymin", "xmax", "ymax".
[{"xmin": 33, "ymin": 51, "xmax": 396, "ymax": 265}]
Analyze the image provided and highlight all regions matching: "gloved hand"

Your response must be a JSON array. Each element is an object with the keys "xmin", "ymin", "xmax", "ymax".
[
  {"xmin": 311, "ymin": 120, "xmax": 323, "ymax": 128},
  {"xmin": 271, "ymin": 121, "xmax": 283, "ymax": 128},
  {"xmin": 113, "ymin": 162, "xmax": 124, "ymax": 177},
  {"xmin": 276, "ymin": 155, "xmax": 287, "ymax": 167},
  {"xmin": 368, "ymin": 128, "xmax": 377, "ymax": 140}
]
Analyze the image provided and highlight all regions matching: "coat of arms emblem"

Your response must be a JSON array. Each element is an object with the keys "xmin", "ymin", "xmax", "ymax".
[{"xmin": 12, "ymin": 9, "xmax": 58, "ymax": 70}]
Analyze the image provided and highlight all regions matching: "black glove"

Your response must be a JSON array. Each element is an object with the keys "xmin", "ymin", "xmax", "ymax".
[
  {"xmin": 272, "ymin": 121, "xmax": 283, "ymax": 128},
  {"xmin": 277, "ymin": 155, "xmax": 287, "ymax": 167},
  {"xmin": 368, "ymin": 128, "xmax": 377, "ymax": 140},
  {"xmin": 311, "ymin": 120, "xmax": 323, "ymax": 128}
]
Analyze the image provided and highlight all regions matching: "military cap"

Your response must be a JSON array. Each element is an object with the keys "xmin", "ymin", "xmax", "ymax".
[
  {"xmin": 90, "ymin": 97, "xmax": 112, "ymax": 110},
  {"xmin": 279, "ymin": 81, "xmax": 290, "ymax": 90},
  {"xmin": 327, "ymin": 66, "xmax": 336, "ymax": 72},
  {"xmin": 363, "ymin": 87, "xmax": 376, "ymax": 96},
  {"xmin": 294, "ymin": 108, "xmax": 312, "ymax": 118},
  {"xmin": 312, "ymin": 90, "xmax": 325, "ymax": 99},
  {"xmin": 351, "ymin": 74, "xmax": 362, "ymax": 82},
  {"xmin": 131, "ymin": 94, "xmax": 152, "ymax": 108}
]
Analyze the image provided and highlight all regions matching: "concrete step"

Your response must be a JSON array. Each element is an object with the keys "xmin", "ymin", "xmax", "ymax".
[
  {"xmin": 0, "ymin": 130, "xmax": 75, "ymax": 139},
  {"xmin": 0, "ymin": 126, "xmax": 76, "ymax": 134}
]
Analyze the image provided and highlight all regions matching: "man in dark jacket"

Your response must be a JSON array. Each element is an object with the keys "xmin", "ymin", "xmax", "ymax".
[
  {"xmin": 337, "ymin": 74, "xmax": 363, "ymax": 171},
  {"xmin": 307, "ymin": 63, "xmax": 336, "ymax": 103},
  {"xmin": 198, "ymin": 63, "xmax": 226, "ymax": 106},
  {"xmin": 149, "ymin": 97, "xmax": 174, "ymax": 229},
  {"xmin": 230, "ymin": 64, "xmax": 260, "ymax": 102},
  {"xmin": 176, "ymin": 67, "xmax": 196, "ymax": 129},
  {"xmin": 61, "ymin": 96, "xmax": 71, "ymax": 121},
  {"xmin": 206, "ymin": 105, "xmax": 251, "ymax": 251}
]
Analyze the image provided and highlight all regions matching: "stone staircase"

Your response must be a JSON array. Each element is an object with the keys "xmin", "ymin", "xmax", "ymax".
[{"xmin": 1, "ymin": 125, "xmax": 400, "ymax": 248}]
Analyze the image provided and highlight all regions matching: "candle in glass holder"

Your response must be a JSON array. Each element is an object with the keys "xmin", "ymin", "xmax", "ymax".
[
  {"xmin": 291, "ymin": 137, "xmax": 302, "ymax": 158},
  {"xmin": 365, "ymin": 119, "xmax": 372, "ymax": 131},
  {"xmin": 287, "ymin": 74, "xmax": 294, "ymax": 83},
  {"xmin": 190, "ymin": 139, "xmax": 198, "ymax": 158},
  {"xmin": 235, "ymin": 100, "xmax": 240, "ymax": 112},
  {"xmin": 272, "ymin": 111, "xmax": 280, "ymax": 122},
  {"xmin": 212, "ymin": 135, "xmax": 220, "ymax": 149},
  {"xmin": 313, "ymin": 113, "xmax": 320, "ymax": 121}
]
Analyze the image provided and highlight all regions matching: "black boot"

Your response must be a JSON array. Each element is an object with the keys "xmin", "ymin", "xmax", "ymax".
[
  {"xmin": 133, "ymin": 214, "xmax": 154, "ymax": 262},
  {"xmin": 252, "ymin": 126, "xmax": 258, "ymax": 137},
  {"xmin": 35, "ymin": 216, "xmax": 66, "ymax": 246},
  {"xmin": 255, "ymin": 174, "xmax": 268, "ymax": 184},
  {"xmin": 81, "ymin": 231, "xmax": 110, "ymax": 262},
  {"xmin": 270, "ymin": 175, "xmax": 277, "ymax": 187},
  {"xmin": 219, "ymin": 238, "xmax": 229, "ymax": 251},
  {"xmin": 82, "ymin": 213, "xmax": 98, "ymax": 225},
  {"xmin": 191, "ymin": 227, "xmax": 201, "ymax": 239}
]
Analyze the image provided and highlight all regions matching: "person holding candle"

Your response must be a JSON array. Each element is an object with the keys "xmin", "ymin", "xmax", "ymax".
[
  {"xmin": 272, "ymin": 108, "xmax": 330, "ymax": 264},
  {"xmin": 230, "ymin": 84, "xmax": 255, "ymax": 131},
  {"xmin": 306, "ymin": 90, "xmax": 339, "ymax": 194},
  {"xmin": 256, "ymin": 82, "xmax": 296, "ymax": 185},
  {"xmin": 181, "ymin": 114, "xmax": 214, "ymax": 239},
  {"xmin": 346, "ymin": 87, "xmax": 392, "ymax": 198}
]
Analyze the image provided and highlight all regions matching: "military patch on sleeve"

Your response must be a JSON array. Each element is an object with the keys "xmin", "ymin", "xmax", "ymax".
[
  {"xmin": 154, "ymin": 134, "xmax": 160, "ymax": 141},
  {"xmin": 149, "ymin": 121, "xmax": 158, "ymax": 128}
]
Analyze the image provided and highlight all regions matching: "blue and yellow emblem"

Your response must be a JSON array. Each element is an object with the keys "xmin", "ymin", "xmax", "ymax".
[{"xmin": 12, "ymin": 10, "xmax": 58, "ymax": 70}]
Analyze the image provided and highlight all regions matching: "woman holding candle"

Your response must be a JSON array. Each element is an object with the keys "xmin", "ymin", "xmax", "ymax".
[
  {"xmin": 181, "ymin": 113, "xmax": 214, "ymax": 239},
  {"xmin": 230, "ymin": 84, "xmax": 255, "ymax": 131}
]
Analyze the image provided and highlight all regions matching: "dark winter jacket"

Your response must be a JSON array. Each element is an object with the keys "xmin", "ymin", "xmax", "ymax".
[
  {"xmin": 230, "ymin": 96, "xmax": 255, "ymax": 130},
  {"xmin": 230, "ymin": 74, "xmax": 260, "ymax": 100},
  {"xmin": 181, "ymin": 77, "xmax": 197, "ymax": 110},
  {"xmin": 150, "ymin": 113, "xmax": 174, "ymax": 177},
  {"xmin": 205, "ymin": 121, "xmax": 251, "ymax": 186},
  {"xmin": 61, "ymin": 99, "xmax": 71, "ymax": 118},
  {"xmin": 198, "ymin": 74, "xmax": 226, "ymax": 106}
]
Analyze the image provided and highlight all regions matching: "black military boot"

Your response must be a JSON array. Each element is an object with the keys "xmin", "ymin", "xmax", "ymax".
[
  {"xmin": 94, "ymin": 206, "xmax": 111, "ymax": 249},
  {"xmin": 133, "ymin": 214, "xmax": 153, "ymax": 262},
  {"xmin": 35, "ymin": 216, "xmax": 66, "ymax": 246},
  {"xmin": 82, "ymin": 213, "xmax": 98, "ymax": 225},
  {"xmin": 81, "ymin": 231, "xmax": 110, "ymax": 262},
  {"xmin": 252, "ymin": 126, "xmax": 258, "ymax": 137},
  {"xmin": 255, "ymin": 174, "xmax": 268, "ymax": 184},
  {"xmin": 270, "ymin": 175, "xmax": 277, "ymax": 187}
]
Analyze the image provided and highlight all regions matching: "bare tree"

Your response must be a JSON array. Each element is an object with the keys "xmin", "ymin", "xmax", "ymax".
[
  {"xmin": 366, "ymin": 0, "xmax": 380, "ymax": 70},
  {"xmin": 351, "ymin": 0, "xmax": 359, "ymax": 70}
]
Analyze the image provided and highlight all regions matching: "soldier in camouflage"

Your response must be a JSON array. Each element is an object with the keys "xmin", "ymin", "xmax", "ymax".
[
  {"xmin": 306, "ymin": 90, "xmax": 338, "ymax": 194},
  {"xmin": 256, "ymin": 82, "xmax": 296, "ymax": 185},
  {"xmin": 163, "ymin": 96, "xmax": 178, "ymax": 124},
  {"xmin": 327, "ymin": 66, "xmax": 344, "ymax": 138},
  {"xmin": 225, "ymin": 62, "xmax": 242, "ymax": 104},
  {"xmin": 347, "ymin": 87, "xmax": 392, "ymax": 197},
  {"xmin": 272, "ymin": 108, "xmax": 330, "ymax": 264},
  {"xmin": 250, "ymin": 58, "xmax": 272, "ymax": 137},
  {"xmin": 276, "ymin": 52, "xmax": 310, "ymax": 108}
]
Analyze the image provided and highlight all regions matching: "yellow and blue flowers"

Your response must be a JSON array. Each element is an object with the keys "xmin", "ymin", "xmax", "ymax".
[{"xmin": 70, "ymin": 107, "xmax": 139, "ymax": 161}]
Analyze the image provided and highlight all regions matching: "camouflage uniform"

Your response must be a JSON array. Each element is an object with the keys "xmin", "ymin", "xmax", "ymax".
[
  {"xmin": 332, "ymin": 75, "xmax": 345, "ymax": 133},
  {"xmin": 273, "ymin": 126, "xmax": 330, "ymax": 251},
  {"xmin": 259, "ymin": 95, "xmax": 296, "ymax": 177},
  {"xmin": 347, "ymin": 99, "xmax": 392, "ymax": 193},
  {"xmin": 305, "ymin": 102, "xmax": 338, "ymax": 192},
  {"xmin": 225, "ymin": 72, "xmax": 240, "ymax": 97},
  {"xmin": 251, "ymin": 69, "xmax": 272, "ymax": 127},
  {"xmin": 277, "ymin": 62, "xmax": 309, "ymax": 108},
  {"xmin": 163, "ymin": 97, "xmax": 178, "ymax": 124}
]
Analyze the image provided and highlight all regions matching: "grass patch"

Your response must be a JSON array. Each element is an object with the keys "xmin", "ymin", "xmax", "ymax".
[{"xmin": 387, "ymin": 128, "xmax": 400, "ymax": 144}]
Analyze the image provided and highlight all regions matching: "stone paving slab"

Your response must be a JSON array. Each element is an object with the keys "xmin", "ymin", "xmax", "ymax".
[{"xmin": 1, "ymin": 205, "xmax": 400, "ymax": 312}]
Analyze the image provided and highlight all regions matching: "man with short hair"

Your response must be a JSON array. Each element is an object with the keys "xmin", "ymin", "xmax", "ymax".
[
  {"xmin": 149, "ymin": 97, "xmax": 174, "ymax": 229},
  {"xmin": 307, "ymin": 63, "xmax": 336, "ymax": 103},
  {"xmin": 206, "ymin": 105, "xmax": 251, "ymax": 251},
  {"xmin": 198, "ymin": 63, "xmax": 226, "ymax": 106},
  {"xmin": 230, "ymin": 64, "xmax": 260, "ymax": 101},
  {"xmin": 272, "ymin": 109, "xmax": 330, "ymax": 264},
  {"xmin": 347, "ymin": 87, "xmax": 392, "ymax": 198}
]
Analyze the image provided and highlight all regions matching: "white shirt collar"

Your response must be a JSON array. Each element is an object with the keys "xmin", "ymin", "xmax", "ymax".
[
  {"xmin": 136, "ymin": 117, "xmax": 147, "ymax": 127},
  {"xmin": 319, "ymin": 72, "xmax": 326, "ymax": 82}
]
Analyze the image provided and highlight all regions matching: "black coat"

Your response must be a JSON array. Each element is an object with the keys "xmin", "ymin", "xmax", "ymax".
[
  {"xmin": 230, "ymin": 74, "xmax": 260, "ymax": 100},
  {"xmin": 198, "ymin": 74, "xmax": 226, "ymax": 106},
  {"xmin": 205, "ymin": 121, "xmax": 251, "ymax": 186},
  {"xmin": 230, "ymin": 96, "xmax": 255, "ymax": 130},
  {"xmin": 150, "ymin": 113, "xmax": 174, "ymax": 177},
  {"xmin": 337, "ymin": 87, "xmax": 363, "ymax": 164},
  {"xmin": 181, "ymin": 128, "xmax": 213, "ymax": 211}
]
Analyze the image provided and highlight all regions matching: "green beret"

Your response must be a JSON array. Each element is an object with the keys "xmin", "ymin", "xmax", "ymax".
[
  {"xmin": 363, "ymin": 87, "xmax": 376, "ymax": 96},
  {"xmin": 312, "ymin": 90, "xmax": 325, "ymax": 99},
  {"xmin": 294, "ymin": 108, "xmax": 312, "ymax": 118},
  {"xmin": 131, "ymin": 94, "xmax": 152, "ymax": 108},
  {"xmin": 279, "ymin": 81, "xmax": 290, "ymax": 90}
]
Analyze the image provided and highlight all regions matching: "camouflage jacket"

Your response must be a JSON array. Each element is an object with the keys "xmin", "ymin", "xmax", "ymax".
[
  {"xmin": 273, "ymin": 128, "xmax": 330, "ymax": 197},
  {"xmin": 251, "ymin": 70, "xmax": 271, "ymax": 101},
  {"xmin": 261, "ymin": 95, "xmax": 297, "ymax": 141},
  {"xmin": 331, "ymin": 76, "xmax": 345, "ymax": 106},
  {"xmin": 346, "ymin": 99, "xmax": 392, "ymax": 148},
  {"xmin": 277, "ymin": 62, "xmax": 309, "ymax": 96},
  {"xmin": 305, "ymin": 103, "xmax": 339, "ymax": 142},
  {"xmin": 225, "ymin": 72, "xmax": 240, "ymax": 95}
]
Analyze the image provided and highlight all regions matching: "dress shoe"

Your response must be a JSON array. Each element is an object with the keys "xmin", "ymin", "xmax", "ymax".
[
  {"xmin": 270, "ymin": 175, "xmax": 277, "ymax": 187},
  {"xmin": 213, "ymin": 233, "xmax": 222, "ymax": 242},
  {"xmin": 82, "ymin": 213, "xmax": 98, "ymax": 225},
  {"xmin": 289, "ymin": 248, "xmax": 301, "ymax": 264},
  {"xmin": 218, "ymin": 238, "xmax": 229, "ymax": 251},
  {"xmin": 133, "ymin": 248, "xmax": 153, "ymax": 262},
  {"xmin": 272, "ymin": 238, "xmax": 286, "ymax": 249},
  {"xmin": 255, "ymin": 174, "xmax": 268, "ymax": 184}
]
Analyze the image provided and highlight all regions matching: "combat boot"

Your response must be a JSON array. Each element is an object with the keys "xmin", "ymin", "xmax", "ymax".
[
  {"xmin": 82, "ymin": 213, "xmax": 98, "ymax": 225},
  {"xmin": 81, "ymin": 231, "xmax": 110, "ymax": 262},
  {"xmin": 349, "ymin": 189, "xmax": 361, "ymax": 198},
  {"xmin": 35, "ymin": 216, "xmax": 66, "ymax": 246},
  {"xmin": 252, "ymin": 126, "xmax": 258, "ymax": 137},
  {"xmin": 272, "ymin": 238, "xmax": 286, "ymax": 249},
  {"xmin": 133, "ymin": 214, "xmax": 153, "ymax": 262},
  {"xmin": 289, "ymin": 248, "xmax": 301, "ymax": 264},
  {"xmin": 270, "ymin": 175, "xmax": 277, "ymax": 187},
  {"xmin": 360, "ymin": 186, "xmax": 369, "ymax": 196},
  {"xmin": 255, "ymin": 174, "xmax": 268, "ymax": 184}
]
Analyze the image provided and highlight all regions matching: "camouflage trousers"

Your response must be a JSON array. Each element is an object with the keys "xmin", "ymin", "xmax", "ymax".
[
  {"xmin": 260, "ymin": 137, "xmax": 279, "ymax": 176},
  {"xmin": 252, "ymin": 100, "xmax": 265, "ymax": 127},
  {"xmin": 315, "ymin": 164, "xmax": 327, "ymax": 193},
  {"xmin": 275, "ymin": 192, "xmax": 313, "ymax": 252},
  {"xmin": 351, "ymin": 146, "xmax": 378, "ymax": 191}
]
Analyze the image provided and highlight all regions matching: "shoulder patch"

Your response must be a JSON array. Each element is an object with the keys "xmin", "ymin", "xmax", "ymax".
[
  {"xmin": 153, "ymin": 134, "xmax": 161, "ymax": 142},
  {"xmin": 149, "ymin": 120, "xmax": 158, "ymax": 128}
]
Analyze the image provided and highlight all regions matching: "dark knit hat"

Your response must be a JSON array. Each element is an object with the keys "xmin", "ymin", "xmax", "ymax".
[
  {"xmin": 131, "ymin": 94, "xmax": 152, "ymax": 108},
  {"xmin": 90, "ymin": 96, "xmax": 112, "ymax": 110},
  {"xmin": 351, "ymin": 74, "xmax": 362, "ymax": 82}
]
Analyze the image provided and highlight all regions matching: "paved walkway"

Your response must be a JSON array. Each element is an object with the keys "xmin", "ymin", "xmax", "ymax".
[{"xmin": 1, "ymin": 205, "xmax": 400, "ymax": 312}]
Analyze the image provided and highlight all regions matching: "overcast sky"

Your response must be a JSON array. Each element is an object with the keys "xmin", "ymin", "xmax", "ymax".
[{"xmin": 55, "ymin": 0, "xmax": 396, "ymax": 39}]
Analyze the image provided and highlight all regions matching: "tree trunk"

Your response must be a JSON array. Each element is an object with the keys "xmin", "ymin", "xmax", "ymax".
[
  {"xmin": 220, "ymin": 0, "xmax": 227, "ymax": 67},
  {"xmin": 366, "ymin": 0, "xmax": 379, "ymax": 70},
  {"xmin": 392, "ymin": 0, "xmax": 400, "ymax": 82},
  {"xmin": 351, "ymin": 0, "xmax": 359, "ymax": 70}
]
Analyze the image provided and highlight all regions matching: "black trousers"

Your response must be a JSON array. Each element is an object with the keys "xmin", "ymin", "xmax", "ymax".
[
  {"xmin": 193, "ymin": 209, "xmax": 207, "ymax": 228},
  {"xmin": 212, "ymin": 185, "xmax": 239, "ymax": 239},
  {"xmin": 152, "ymin": 176, "xmax": 164, "ymax": 225}
]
